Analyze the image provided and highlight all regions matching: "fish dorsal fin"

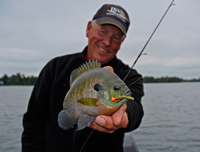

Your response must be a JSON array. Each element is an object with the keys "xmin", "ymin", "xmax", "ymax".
[{"xmin": 70, "ymin": 60, "xmax": 101, "ymax": 86}]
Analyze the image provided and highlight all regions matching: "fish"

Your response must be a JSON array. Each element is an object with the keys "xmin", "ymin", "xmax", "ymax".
[{"xmin": 58, "ymin": 60, "xmax": 134, "ymax": 130}]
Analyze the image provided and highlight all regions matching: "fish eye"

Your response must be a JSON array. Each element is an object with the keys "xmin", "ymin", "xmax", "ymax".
[
  {"xmin": 94, "ymin": 83, "xmax": 101, "ymax": 91},
  {"xmin": 114, "ymin": 86, "xmax": 120, "ymax": 91}
]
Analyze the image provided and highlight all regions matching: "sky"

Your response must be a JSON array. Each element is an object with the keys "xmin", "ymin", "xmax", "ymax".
[{"xmin": 0, "ymin": 0, "xmax": 199, "ymax": 79}]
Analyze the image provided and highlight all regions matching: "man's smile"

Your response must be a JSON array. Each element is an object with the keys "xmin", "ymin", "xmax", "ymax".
[{"xmin": 97, "ymin": 45, "xmax": 108, "ymax": 53}]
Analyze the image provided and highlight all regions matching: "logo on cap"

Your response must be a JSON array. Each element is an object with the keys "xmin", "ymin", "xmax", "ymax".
[{"xmin": 107, "ymin": 7, "xmax": 126, "ymax": 22}]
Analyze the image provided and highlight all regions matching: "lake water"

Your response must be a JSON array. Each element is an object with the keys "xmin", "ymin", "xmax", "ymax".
[{"xmin": 0, "ymin": 83, "xmax": 200, "ymax": 152}]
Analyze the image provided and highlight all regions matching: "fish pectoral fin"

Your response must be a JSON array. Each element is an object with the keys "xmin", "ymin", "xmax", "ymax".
[
  {"xmin": 77, "ymin": 114, "xmax": 96, "ymax": 131},
  {"xmin": 77, "ymin": 98, "xmax": 97, "ymax": 106},
  {"xmin": 58, "ymin": 110, "xmax": 77, "ymax": 130}
]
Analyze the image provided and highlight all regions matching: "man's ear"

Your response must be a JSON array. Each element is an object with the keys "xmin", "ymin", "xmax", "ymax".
[{"xmin": 86, "ymin": 21, "xmax": 92, "ymax": 38}]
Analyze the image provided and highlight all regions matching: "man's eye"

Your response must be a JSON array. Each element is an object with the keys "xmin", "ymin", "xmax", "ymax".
[
  {"xmin": 101, "ymin": 30, "xmax": 107, "ymax": 34},
  {"xmin": 114, "ymin": 36, "xmax": 120, "ymax": 41}
]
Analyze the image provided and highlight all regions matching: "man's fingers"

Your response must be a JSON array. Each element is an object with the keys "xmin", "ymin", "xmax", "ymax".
[
  {"xmin": 103, "ymin": 66, "xmax": 114, "ymax": 72},
  {"xmin": 113, "ymin": 104, "xmax": 127, "ymax": 126},
  {"xmin": 120, "ymin": 104, "xmax": 128, "ymax": 128},
  {"xmin": 121, "ymin": 112, "xmax": 129, "ymax": 128},
  {"xmin": 96, "ymin": 116, "xmax": 106, "ymax": 126},
  {"xmin": 90, "ymin": 116, "xmax": 116, "ymax": 133},
  {"xmin": 122, "ymin": 103, "xmax": 127, "ymax": 112},
  {"xmin": 96, "ymin": 116, "xmax": 115, "ymax": 129}
]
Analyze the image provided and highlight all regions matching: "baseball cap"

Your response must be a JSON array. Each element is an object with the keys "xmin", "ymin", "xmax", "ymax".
[{"xmin": 92, "ymin": 4, "xmax": 130, "ymax": 37}]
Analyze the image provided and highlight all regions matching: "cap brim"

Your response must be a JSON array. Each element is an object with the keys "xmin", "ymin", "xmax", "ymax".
[{"xmin": 96, "ymin": 17, "xmax": 126, "ymax": 37}]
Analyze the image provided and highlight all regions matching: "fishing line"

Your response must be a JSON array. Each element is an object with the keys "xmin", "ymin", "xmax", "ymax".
[
  {"xmin": 79, "ymin": 129, "xmax": 94, "ymax": 152},
  {"xmin": 128, "ymin": 37, "xmax": 200, "ymax": 87}
]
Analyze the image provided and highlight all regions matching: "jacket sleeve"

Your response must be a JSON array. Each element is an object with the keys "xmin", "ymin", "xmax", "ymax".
[
  {"xmin": 124, "ymin": 69, "xmax": 144, "ymax": 132},
  {"xmin": 21, "ymin": 60, "xmax": 55, "ymax": 152}
]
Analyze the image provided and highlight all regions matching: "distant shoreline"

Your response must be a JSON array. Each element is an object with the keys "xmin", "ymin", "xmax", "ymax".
[
  {"xmin": 0, "ymin": 82, "xmax": 200, "ymax": 86},
  {"xmin": 0, "ymin": 73, "xmax": 199, "ymax": 85},
  {"xmin": 143, "ymin": 76, "xmax": 200, "ymax": 83}
]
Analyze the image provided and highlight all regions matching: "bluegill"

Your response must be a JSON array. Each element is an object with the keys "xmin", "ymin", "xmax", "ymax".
[{"xmin": 58, "ymin": 60, "xmax": 134, "ymax": 130}]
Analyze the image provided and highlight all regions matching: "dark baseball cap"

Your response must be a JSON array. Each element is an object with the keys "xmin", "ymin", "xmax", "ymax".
[{"xmin": 92, "ymin": 4, "xmax": 130, "ymax": 37}]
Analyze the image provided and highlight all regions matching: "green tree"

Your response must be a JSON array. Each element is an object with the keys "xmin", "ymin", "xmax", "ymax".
[{"xmin": 1, "ymin": 74, "xmax": 8, "ymax": 85}]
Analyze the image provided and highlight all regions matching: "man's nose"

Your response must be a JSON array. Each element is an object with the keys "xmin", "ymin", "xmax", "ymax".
[{"xmin": 103, "ymin": 36, "xmax": 112, "ymax": 46}]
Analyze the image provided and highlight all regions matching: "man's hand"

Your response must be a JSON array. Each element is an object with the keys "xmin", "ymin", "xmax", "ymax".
[{"xmin": 89, "ymin": 103, "xmax": 128, "ymax": 133}]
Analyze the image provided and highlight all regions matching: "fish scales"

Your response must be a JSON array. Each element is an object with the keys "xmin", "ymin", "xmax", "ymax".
[{"xmin": 64, "ymin": 69, "xmax": 102, "ymax": 117}]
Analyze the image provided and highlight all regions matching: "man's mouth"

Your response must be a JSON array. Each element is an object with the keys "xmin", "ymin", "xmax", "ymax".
[{"xmin": 98, "ymin": 46, "xmax": 108, "ymax": 53}]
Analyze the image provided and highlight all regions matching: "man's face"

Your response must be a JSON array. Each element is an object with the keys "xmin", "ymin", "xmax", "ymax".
[{"xmin": 86, "ymin": 21, "xmax": 125, "ymax": 65}]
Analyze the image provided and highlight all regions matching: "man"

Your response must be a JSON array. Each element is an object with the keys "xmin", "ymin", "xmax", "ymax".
[{"xmin": 22, "ymin": 4, "xmax": 144, "ymax": 152}]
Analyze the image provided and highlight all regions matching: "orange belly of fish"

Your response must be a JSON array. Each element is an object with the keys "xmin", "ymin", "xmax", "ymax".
[{"xmin": 96, "ymin": 105, "xmax": 120, "ymax": 116}]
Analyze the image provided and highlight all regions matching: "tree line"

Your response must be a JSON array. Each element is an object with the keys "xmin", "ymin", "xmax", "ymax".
[
  {"xmin": 143, "ymin": 76, "xmax": 200, "ymax": 83},
  {"xmin": 0, "ymin": 73, "xmax": 37, "ymax": 85},
  {"xmin": 0, "ymin": 73, "xmax": 200, "ymax": 85},
  {"xmin": 143, "ymin": 76, "xmax": 182, "ymax": 83}
]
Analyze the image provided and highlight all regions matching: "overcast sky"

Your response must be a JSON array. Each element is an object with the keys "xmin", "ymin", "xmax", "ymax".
[{"xmin": 0, "ymin": 0, "xmax": 199, "ymax": 79}]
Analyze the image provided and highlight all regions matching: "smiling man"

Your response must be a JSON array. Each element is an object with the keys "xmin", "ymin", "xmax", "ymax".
[
  {"xmin": 22, "ymin": 4, "xmax": 144, "ymax": 152},
  {"xmin": 86, "ymin": 20, "xmax": 124, "ymax": 65},
  {"xmin": 86, "ymin": 4, "xmax": 128, "ymax": 65}
]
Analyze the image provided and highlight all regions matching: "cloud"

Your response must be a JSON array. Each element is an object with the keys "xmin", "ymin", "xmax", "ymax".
[{"xmin": 0, "ymin": 0, "xmax": 200, "ymax": 79}]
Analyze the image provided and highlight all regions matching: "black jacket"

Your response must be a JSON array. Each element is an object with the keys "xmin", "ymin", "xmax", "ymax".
[{"xmin": 22, "ymin": 47, "xmax": 144, "ymax": 152}]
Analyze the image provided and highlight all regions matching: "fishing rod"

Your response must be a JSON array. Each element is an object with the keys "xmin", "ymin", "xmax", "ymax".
[
  {"xmin": 123, "ymin": 0, "xmax": 175, "ymax": 82},
  {"xmin": 127, "ymin": 36, "xmax": 200, "ymax": 87}
]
